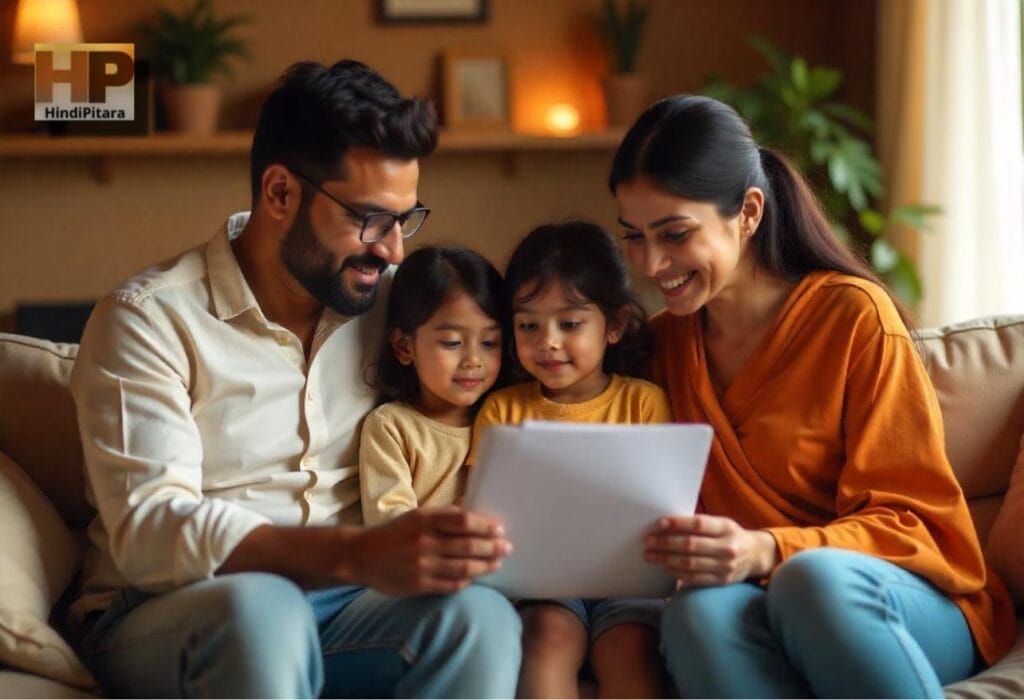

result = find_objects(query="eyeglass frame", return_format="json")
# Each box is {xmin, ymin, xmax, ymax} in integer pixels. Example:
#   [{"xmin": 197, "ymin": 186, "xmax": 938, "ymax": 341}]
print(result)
[{"xmin": 289, "ymin": 168, "xmax": 431, "ymax": 244}]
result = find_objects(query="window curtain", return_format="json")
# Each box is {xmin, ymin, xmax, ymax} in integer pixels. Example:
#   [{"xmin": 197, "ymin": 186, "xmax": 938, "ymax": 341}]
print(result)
[{"xmin": 878, "ymin": 0, "xmax": 1024, "ymax": 327}]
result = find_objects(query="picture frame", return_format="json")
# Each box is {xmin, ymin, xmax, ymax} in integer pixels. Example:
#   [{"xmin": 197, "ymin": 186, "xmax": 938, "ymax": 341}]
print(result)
[
  {"xmin": 377, "ymin": 0, "xmax": 488, "ymax": 24},
  {"xmin": 441, "ymin": 50, "xmax": 509, "ymax": 129}
]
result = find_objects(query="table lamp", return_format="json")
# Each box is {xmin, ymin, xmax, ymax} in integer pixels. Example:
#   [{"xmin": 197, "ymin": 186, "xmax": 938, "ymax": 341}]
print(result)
[{"xmin": 11, "ymin": 0, "xmax": 83, "ymax": 64}]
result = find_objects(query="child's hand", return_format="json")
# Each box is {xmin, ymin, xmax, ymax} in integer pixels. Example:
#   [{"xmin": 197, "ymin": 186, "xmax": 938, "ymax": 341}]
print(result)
[
  {"xmin": 644, "ymin": 514, "xmax": 779, "ymax": 587},
  {"xmin": 349, "ymin": 506, "xmax": 512, "ymax": 595}
]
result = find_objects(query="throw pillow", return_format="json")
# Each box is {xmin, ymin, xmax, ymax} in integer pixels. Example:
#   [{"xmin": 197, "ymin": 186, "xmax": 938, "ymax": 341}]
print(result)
[
  {"xmin": 0, "ymin": 451, "xmax": 95, "ymax": 689},
  {"xmin": 985, "ymin": 432, "xmax": 1024, "ymax": 606}
]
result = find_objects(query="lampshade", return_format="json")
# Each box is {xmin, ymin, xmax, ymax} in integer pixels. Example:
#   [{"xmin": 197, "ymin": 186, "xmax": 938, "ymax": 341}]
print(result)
[{"xmin": 11, "ymin": 0, "xmax": 83, "ymax": 65}]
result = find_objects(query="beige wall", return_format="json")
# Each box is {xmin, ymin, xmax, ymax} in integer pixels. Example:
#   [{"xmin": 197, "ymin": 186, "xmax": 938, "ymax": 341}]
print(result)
[{"xmin": 0, "ymin": 0, "xmax": 876, "ymax": 327}]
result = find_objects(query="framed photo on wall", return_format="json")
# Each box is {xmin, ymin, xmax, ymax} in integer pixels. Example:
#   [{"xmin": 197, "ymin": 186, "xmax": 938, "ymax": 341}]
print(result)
[
  {"xmin": 377, "ymin": 0, "xmax": 488, "ymax": 23},
  {"xmin": 441, "ymin": 51, "xmax": 509, "ymax": 129}
]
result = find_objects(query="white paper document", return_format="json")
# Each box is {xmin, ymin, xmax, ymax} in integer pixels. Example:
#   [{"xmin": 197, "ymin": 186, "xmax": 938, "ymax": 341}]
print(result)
[{"xmin": 464, "ymin": 421, "xmax": 713, "ymax": 599}]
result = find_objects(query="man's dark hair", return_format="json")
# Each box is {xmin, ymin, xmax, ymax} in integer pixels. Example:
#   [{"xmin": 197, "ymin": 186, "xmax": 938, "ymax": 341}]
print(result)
[{"xmin": 250, "ymin": 60, "xmax": 439, "ymax": 202}]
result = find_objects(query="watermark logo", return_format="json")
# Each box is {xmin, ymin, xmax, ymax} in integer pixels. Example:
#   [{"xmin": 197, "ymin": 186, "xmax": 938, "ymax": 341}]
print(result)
[{"xmin": 34, "ymin": 43, "xmax": 134, "ymax": 121}]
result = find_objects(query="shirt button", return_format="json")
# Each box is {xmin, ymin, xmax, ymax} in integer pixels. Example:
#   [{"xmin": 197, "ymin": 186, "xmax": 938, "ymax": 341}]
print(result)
[
  {"xmin": 306, "ymin": 392, "xmax": 315, "ymax": 403},
  {"xmin": 276, "ymin": 333, "xmax": 290, "ymax": 346},
  {"xmin": 301, "ymin": 456, "xmax": 313, "ymax": 468}
]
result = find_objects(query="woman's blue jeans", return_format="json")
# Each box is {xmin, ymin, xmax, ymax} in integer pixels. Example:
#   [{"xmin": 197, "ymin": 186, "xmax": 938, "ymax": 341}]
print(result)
[
  {"xmin": 78, "ymin": 573, "xmax": 522, "ymax": 698},
  {"xmin": 660, "ymin": 548, "xmax": 978, "ymax": 698}
]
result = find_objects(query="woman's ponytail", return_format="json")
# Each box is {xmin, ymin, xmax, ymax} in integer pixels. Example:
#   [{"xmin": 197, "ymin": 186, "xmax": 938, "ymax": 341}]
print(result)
[
  {"xmin": 757, "ymin": 147, "xmax": 913, "ymax": 328},
  {"xmin": 756, "ymin": 146, "xmax": 871, "ymax": 282}
]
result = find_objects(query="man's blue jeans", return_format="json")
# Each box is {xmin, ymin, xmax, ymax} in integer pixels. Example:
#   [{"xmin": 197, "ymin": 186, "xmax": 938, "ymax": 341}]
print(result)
[
  {"xmin": 78, "ymin": 573, "xmax": 522, "ymax": 698},
  {"xmin": 660, "ymin": 548, "xmax": 978, "ymax": 698}
]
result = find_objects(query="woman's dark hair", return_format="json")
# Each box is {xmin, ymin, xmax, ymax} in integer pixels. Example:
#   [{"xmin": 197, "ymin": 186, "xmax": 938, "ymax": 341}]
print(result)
[
  {"xmin": 250, "ymin": 60, "xmax": 439, "ymax": 202},
  {"xmin": 608, "ymin": 94, "xmax": 912, "ymax": 327},
  {"xmin": 372, "ymin": 246, "xmax": 509, "ymax": 405},
  {"xmin": 504, "ymin": 221, "xmax": 652, "ymax": 379}
]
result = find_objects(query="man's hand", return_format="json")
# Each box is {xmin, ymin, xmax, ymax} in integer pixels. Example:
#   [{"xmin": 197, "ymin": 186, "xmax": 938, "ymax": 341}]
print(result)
[
  {"xmin": 644, "ymin": 514, "xmax": 779, "ymax": 587},
  {"xmin": 346, "ymin": 506, "xmax": 512, "ymax": 596},
  {"xmin": 219, "ymin": 506, "xmax": 512, "ymax": 595}
]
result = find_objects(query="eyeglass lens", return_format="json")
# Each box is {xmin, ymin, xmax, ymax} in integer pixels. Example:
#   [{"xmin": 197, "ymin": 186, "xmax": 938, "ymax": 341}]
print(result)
[{"xmin": 361, "ymin": 209, "xmax": 429, "ymax": 243}]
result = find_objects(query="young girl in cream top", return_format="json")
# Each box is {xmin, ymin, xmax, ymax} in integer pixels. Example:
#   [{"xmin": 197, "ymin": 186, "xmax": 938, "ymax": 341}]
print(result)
[{"xmin": 360, "ymin": 246, "xmax": 507, "ymax": 526}]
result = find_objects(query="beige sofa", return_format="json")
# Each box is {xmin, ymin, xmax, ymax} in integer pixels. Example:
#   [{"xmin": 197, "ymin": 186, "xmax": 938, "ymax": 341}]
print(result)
[{"xmin": 2, "ymin": 316, "xmax": 1024, "ymax": 698}]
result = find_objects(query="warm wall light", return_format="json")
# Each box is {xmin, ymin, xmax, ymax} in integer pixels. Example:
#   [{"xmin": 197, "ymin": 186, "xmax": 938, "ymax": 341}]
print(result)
[
  {"xmin": 544, "ymin": 103, "xmax": 581, "ymax": 136},
  {"xmin": 11, "ymin": 0, "xmax": 83, "ymax": 65}
]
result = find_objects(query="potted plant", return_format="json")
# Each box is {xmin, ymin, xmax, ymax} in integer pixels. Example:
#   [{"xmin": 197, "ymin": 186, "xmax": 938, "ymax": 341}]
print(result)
[
  {"xmin": 594, "ymin": 0, "xmax": 650, "ymax": 127},
  {"xmin": 137, "ymin": 0, "xmax": 249, "ymax": 135},
  {"xmin": 703, "ymin": 37, "xmax": 938, "ymax": 304}
]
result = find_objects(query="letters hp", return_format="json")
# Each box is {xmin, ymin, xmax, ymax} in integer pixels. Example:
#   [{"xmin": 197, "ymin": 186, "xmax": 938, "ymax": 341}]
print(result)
[{"xmin": 34, "ymin": 43, "xmax": 135, "ymax": 121}]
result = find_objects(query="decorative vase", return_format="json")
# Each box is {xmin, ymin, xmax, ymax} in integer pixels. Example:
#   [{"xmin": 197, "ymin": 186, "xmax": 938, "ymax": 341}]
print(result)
[
  {"xmin": 160, "ymin": 83, "xmax": 222, "ymax": 135},
  {"xmin": 603, "ymin": 73, "xmax": 649, "ymax": 128}
]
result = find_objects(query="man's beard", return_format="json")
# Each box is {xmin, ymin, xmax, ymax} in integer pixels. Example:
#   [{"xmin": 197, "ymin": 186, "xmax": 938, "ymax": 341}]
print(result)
[{"xmin": 280, "ymin": 205, "xmax": 387, "ymax": 317}]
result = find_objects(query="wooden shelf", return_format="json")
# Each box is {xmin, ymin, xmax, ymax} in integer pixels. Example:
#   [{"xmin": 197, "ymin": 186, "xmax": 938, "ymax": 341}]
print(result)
[
  {"xmin": 0, "ymin": 127, "xmax": 625, "ymax": 157},
  {"xmin": 0, "ymin": 127, "xmax": 625, "ymax": 181},
  {"xmin": 438, "ymin": 128, "xmax": 625, "ymax": 152},
  {"xmin": 0, "ymin": 130, "xmax": 255, "ymax": 157}
]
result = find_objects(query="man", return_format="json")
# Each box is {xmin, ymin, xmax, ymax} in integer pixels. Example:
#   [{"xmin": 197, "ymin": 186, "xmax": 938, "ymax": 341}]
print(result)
[{"xmin": 70, "ymin": 60, "xmax": 521, "ymax": 698}]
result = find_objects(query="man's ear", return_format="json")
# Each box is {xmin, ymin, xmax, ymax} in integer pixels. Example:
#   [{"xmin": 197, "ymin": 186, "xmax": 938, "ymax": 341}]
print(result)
[
  {"xmin": 259, "ymin": 164, "xmax": 300, "ymax": 222},
  {"xmin": 606, "ymin": 305, "xmax": 630, "ymax": 345},
  {"xmin": 390, "ymin": 328, "xmax": 415, "ymax": 366}
]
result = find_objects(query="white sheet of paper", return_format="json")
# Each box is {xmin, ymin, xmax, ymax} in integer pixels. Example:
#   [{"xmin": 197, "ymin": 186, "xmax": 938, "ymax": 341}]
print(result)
[{"xmin": 464, "ymin": 421, "xmax": 713, "ymax": 599}]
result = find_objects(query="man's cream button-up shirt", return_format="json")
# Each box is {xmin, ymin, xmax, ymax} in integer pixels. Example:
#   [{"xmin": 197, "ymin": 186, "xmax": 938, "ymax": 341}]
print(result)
[{"xmin": 70, "ymin": 212, "xmax": 388, "ymax": 621}]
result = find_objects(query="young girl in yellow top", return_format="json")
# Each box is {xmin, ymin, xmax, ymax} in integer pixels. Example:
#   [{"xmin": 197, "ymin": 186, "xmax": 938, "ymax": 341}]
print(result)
[
  {"xmin": 360, "ymin": 245, "xmax": 507, "ymax": 526},
  {"xmin": 609, "ymin": 95, "xmax": 1015, "ymax": 697},
  {"xmin": 469, "ymin": 221, "xmax": 672, "ymax": 699}
]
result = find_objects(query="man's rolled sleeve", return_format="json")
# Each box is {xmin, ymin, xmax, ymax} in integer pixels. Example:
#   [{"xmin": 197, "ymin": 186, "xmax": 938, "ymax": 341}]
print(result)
[{"xmin": 72, "ymin": 293, "xmax": 270, "ymax": 592}]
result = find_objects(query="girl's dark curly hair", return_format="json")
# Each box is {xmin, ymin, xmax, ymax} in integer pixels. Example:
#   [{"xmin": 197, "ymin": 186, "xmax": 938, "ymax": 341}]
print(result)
[
  {"xmin": 371, "ymin": 246, "xmax": 509, "ymax": 406},
  {"xmin": 504, "ymin": 221, "xmax": 652, "ymax": 379}
]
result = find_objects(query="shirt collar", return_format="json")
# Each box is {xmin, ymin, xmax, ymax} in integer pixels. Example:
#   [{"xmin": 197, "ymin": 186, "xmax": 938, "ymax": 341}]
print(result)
[
  {"xmin": 207, "ymin": 211, "xmax": 260, "ymax": 321},
  {"xmin": 205, "ymin": 211, "xmax": 390, "ymax": 333}
]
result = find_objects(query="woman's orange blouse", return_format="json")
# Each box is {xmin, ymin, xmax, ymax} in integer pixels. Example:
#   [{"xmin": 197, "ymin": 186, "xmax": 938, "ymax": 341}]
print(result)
[{"xmin": 650, "ymin": 271, "xmax": 1015, "ymax": 664}]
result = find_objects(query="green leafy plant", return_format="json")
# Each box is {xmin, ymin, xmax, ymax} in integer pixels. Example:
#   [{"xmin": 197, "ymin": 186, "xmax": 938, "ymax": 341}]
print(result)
[
  {"xmin": 703, "ymin": 37, "xmax": 937, "ymax": 305},
  {"xmin": 594, "ymin": 0, "xmax": 650, "ymax": 74},
  {"xmin": 138, "ymin": 0, "xmax": 249, "ymax": 85}
]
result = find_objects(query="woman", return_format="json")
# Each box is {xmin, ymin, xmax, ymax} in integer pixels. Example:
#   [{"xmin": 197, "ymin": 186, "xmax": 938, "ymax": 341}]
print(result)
[{"xmin": 609, "ymin": 95, "xmax": 1015, "ymax": 698}]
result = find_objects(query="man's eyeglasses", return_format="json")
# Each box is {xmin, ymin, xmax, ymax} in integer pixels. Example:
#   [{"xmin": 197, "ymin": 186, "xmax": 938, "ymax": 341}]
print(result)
[{"xmin": 290, "ymin": 169, "xmax": 430, "ymax": 244}]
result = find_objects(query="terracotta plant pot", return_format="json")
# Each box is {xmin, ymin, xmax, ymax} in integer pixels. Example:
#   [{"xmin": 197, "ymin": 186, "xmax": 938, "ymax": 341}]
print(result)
[
  {"xmin": 604, "ymin": 73, "xmax": 649, "ymax": 128},
  {"xmin": 160, "ymin": 83, "xmax": 222, "ymax": 135}
]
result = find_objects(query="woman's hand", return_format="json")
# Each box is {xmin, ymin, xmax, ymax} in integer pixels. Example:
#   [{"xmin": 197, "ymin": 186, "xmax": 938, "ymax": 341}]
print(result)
[{"xmin": 645, "ymin": 514, "xmax": 779, "ymax": 587}]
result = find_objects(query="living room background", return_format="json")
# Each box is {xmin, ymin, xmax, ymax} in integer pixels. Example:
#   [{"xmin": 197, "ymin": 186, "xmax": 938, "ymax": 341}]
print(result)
[{"xmin": 0, "ymin": 0, "xmax": 877, "ymax": 332}]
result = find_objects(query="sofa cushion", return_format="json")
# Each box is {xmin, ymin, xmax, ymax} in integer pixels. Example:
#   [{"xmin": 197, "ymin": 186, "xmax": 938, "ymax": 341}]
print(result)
[
  {"xmin": 985, "ymin": 434, "xmax": 1024, "ymax": 606},
  {"xmin": 944, "ymin": 618, "xmax": 1024, "ymax": 698},
  {"xmin": 0, "ymin": 669, "xmax": 97, "ymax": 699},
  {"xmin": 0, "ymin": 334, "xmax": 89, "ymax": 526},
  {"xmin": 0, "ymin": 452, "xmax": 95, "ymax": 691},
  {"xmin": 915, "ymin": 316, "xmax": 1024, "ymax": 541}
]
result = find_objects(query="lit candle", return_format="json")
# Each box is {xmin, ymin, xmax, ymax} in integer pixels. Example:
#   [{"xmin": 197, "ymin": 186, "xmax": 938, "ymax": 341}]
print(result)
[{"xmin": 544, "ymin": 103, "xmax": 581, "ymax": 136}]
